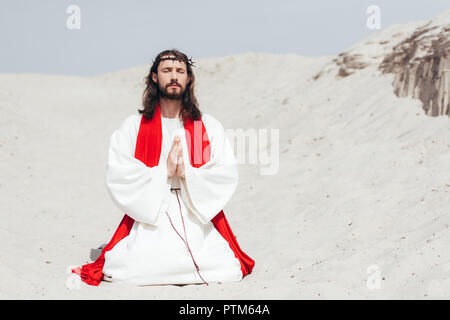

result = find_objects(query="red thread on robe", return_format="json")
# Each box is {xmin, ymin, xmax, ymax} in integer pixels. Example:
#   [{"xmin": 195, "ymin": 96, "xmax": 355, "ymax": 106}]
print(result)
[{"xmin": 165, "ymin": 190, "xmax": 208, "ymax": 285}]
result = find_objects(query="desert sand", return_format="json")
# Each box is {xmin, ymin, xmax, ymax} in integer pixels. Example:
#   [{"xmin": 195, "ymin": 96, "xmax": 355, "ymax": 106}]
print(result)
[{"xmin": 0, "ymin": 8, "xmax": 449, "ymax": 299}]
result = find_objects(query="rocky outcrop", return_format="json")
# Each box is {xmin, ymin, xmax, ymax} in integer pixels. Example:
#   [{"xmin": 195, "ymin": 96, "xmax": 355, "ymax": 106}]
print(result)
[
  {"xmin": 314, "ymin": 11, "xmax": 450, "ymax": 118},
  {"xmin": 333, "ymin": 53, "xmax": 370, "ymax": 77},
  {"xmin": 379, "ymin": 22, "xmax": 450, "ymax": 117}
]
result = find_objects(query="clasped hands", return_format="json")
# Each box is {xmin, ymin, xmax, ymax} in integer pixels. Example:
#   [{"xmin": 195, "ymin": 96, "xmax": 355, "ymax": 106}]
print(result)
[{"xmin": 167, "ymin": 135, "xmax": 185, "ymax": 179}]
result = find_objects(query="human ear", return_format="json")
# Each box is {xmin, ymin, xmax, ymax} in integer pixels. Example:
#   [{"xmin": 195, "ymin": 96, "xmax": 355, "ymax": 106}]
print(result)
[{"xmin": 151, "ymin": 72, "xmax": 158, "ymax": 83}]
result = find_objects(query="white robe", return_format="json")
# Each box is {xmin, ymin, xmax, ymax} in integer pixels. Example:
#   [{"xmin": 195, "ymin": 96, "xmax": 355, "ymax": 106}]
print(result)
[{"xmin": 101, "ymin": 112, "xmax": 243, "ymax": 285}]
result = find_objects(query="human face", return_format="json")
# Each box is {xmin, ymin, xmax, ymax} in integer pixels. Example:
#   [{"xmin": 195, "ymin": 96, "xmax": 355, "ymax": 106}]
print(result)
[{"xmin": 152, "ymin": 55, "xmax": 189, "ymax": 100}]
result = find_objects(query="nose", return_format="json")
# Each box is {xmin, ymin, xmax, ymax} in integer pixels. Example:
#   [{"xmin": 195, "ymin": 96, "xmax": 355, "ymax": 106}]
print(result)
[{"xmin": 170, "ymin": 70, "xmax": 178, "ymax": 81}]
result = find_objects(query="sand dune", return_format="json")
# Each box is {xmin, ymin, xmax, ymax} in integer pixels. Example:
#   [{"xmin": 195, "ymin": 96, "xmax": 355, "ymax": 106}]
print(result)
[{"xmin": 0, "ymin": 8, "xmax": 449, "ymax": 299}]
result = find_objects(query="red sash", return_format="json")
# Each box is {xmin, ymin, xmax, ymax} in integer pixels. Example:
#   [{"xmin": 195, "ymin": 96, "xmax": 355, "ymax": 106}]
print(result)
[{"xmin": 74, "ymin": 103, "xmax": 255, "ymax": 286}]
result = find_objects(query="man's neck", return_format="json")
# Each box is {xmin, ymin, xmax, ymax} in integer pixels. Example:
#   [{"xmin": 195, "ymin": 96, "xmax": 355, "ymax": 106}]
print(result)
[{"xmin": 159, "ymin": 97, "xmax": 182, "ymax": 119}]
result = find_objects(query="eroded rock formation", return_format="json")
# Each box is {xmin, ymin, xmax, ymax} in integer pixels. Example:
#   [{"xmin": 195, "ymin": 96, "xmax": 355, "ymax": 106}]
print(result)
[
  {"xmin": 379, "ymin": 22, "xmax": 450, "ymax": 117},
  {"xmin": 314, "ymin": 12, "xmax": 450, "ymax": 118},
  {"xmin": 334, "ymin": 53, "xmax": 370, "ymax": 77}
]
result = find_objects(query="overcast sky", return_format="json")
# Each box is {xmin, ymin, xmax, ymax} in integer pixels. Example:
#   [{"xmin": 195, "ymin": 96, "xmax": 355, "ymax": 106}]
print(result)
[{"xmin": 0, "ymin": 0, "xmax": 448, "ymax": 76}]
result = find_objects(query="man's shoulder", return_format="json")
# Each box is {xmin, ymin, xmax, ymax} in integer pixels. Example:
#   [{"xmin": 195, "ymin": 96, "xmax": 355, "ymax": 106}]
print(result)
[
  {"xmin": 124, "ymin": 113, "xmax": 142, "ymax": 123},
  {"xmin": 201, "ymin": 112, "xmax": 224, "ymax": 130},
  {"xmin": 122, "ymin": 113, "xmax": 142, "ymax": 126},
  {"xmin": 116, "ymin": 113, "xmax": 142, "ymax": 133}
]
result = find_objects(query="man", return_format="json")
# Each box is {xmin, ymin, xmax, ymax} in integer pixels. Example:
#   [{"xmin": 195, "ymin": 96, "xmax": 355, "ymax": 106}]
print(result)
[{"xmin": 72, "ymin": 49, "xmax": 255, "ymax": 286}]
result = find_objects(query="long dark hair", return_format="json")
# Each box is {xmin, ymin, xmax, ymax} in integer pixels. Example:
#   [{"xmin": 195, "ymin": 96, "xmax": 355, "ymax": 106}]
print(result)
[{"xmin": 138, "ymin": 49, "xmax": 202, "ymax": 124}]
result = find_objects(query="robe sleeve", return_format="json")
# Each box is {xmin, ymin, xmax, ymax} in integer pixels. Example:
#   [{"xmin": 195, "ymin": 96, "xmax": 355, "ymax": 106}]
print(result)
[
  {"xmin": 180, "ymin": 115, "xmax": 239, "ymax": 224},
  {"xmin": 105, "ymin": 115, "xmax": 172, "ymax": 226}
]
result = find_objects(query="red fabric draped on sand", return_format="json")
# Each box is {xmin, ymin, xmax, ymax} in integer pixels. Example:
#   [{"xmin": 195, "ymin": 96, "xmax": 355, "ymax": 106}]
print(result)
[{"xmin": 73, "ymin": 104, "xmax": 255, "ymax": 286}]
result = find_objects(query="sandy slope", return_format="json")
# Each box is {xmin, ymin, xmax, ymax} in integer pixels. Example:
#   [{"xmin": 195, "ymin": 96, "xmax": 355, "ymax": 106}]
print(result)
[{"xmin": 1, "ymin": 10, "xmax": 449, "ymax": 299}]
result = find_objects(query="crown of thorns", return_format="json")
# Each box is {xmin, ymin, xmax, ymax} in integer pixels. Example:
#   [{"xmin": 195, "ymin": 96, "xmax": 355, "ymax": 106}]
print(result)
[{"xmin": 153, "ymin": 56, "xmax": 196, "ymax": 68}]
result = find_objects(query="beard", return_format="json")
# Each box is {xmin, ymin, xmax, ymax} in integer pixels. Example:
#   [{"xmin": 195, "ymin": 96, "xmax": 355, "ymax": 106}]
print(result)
[{"xmin": 158, "ymin": 82, "xmax": 186, "ymax": 100}]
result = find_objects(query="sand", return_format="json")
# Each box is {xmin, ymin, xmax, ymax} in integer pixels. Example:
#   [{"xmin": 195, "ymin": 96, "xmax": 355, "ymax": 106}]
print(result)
[{"xmin": 0, "ymin": 8, "xmax": 449, "ymax": 299}]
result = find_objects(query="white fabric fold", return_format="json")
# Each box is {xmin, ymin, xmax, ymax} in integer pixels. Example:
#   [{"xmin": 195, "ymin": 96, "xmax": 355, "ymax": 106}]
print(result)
[
  {"xmin": 180, "ymin": 115, "xmax": 239, "ymax": 224},
  {"xmin": 105, "ymin": 115, "xmax": 172, "ymax": 226}
]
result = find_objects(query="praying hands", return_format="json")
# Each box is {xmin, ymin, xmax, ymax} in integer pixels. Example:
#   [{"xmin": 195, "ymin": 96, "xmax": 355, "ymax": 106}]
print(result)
[{"xmin": 167, "ymin": 135, "xmax": 185, "ymax": 179}]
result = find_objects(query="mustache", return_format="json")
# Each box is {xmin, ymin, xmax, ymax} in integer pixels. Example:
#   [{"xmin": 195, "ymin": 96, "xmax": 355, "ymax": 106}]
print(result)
[{"xmin": 167, "ymin": 81, "xmax": 181, "ymax": 88}]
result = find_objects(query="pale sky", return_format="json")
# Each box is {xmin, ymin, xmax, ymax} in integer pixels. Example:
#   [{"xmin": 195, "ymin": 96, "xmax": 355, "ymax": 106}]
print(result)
[{"xmin": 0, "ymin": 0, "xmax": 448, "ymax": 76}]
